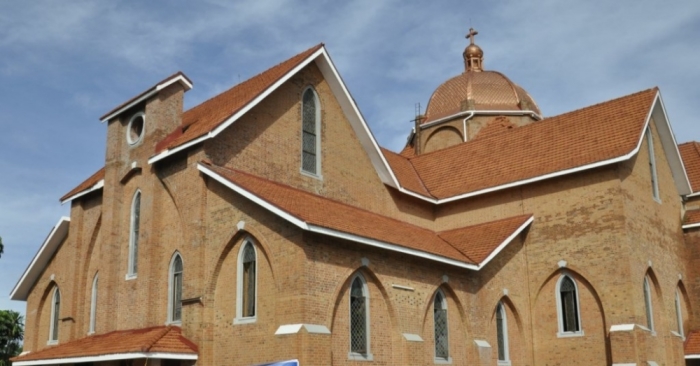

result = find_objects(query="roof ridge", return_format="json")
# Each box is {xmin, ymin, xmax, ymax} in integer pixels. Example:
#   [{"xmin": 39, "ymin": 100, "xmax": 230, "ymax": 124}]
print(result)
[
  {"xmin": 143, "ymin": 326, "xmax": 172, "ymax": 352},
  {"xmin": 410, "ymin": 87, "xmax": 658, "ymax": 162},
  {"xmin": 206, "ymin": 162, "xmax": 445, "ymax": 235}
]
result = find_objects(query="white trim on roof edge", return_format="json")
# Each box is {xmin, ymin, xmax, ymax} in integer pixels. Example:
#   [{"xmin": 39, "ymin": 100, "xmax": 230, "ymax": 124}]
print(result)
[
  {"xmin": 12, "ymin": 352, "xmax": 198, "ymax": 366},
  {"xmin": 60, "ymin": 179, "xmax": 104, "ymax": 205},
  {"xmin": 197, "ymin": 163, "xmax": 532, "ymax": 271},
  {"xmin": 682, "ymin": 222, "xmax": 700, "ymax": 230},
  {"xmin": 419, "ymin": 109, "xmax": 542, "ymax": 129},
  {"xmin": 101, "ymin": 75, "xmax": 193, "ymax": 123},
  {"xmin": 148, "ymin": 47, "xmax": 400, "ymax": 189},
  {"xmin": 395, "ymin": 92, "xmax": 692, "ymax": 204},
  {"xmin": 10, "ymin": 217, "xmax": 70, "ymax": 301},
  {"xmin": 687, "ymin": 355, "xmax": 700, "ymax": 360}
]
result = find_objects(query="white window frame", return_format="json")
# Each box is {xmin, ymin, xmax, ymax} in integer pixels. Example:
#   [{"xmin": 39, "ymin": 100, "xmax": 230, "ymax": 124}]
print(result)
[
  {"xmin": 234, "ymin": 239, "xmax": 258, "ymax": 324},
  {"xmin": 644, "ymin": 275, "xmax": 655, "ymax": 334},
  {"xmin": 48, "ymin": 286, "xmax": 60, "ymax": 345},
  {"xmin": 646, "ymin": 127, "xmax": 660, "ymax": 202},
  {"xmin": 126, "ymin": 111, "xmax": 146, "ymax": 146},
  {"xmin": 89, "ymin": 274, "xmax": 98, "ymax": 334},
  {"xmin": 126, "ymin": 190, "xmax": 141, "ymax": 280},
  {"xmin": 675, "ymin": 289, "xmax": 684, "ymax": 339},
  {"xmin": 167, "ymin": 252, "xmax": 183, "ymax": 325},
  {"xmin": 348, "ymin": 273, "xmax": 372, "ymax": 361},
  {"xmin": 555, "ymin": 273, "xmax": 584, "ymax": 337},
  {"xmin": 300, "ymin": 87, "xmax": 322, "ymax": 179},
  {"xmin": 496, "ymin": 301, "xmax": 511, "ymax": 366},
  {"xmin": 433, "ymin": 289, "xmax": 451, "ymax": 364}
]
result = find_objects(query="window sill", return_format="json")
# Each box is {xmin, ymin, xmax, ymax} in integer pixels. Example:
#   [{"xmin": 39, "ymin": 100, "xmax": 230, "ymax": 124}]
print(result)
[
  {"xmin": 348, "ymin": 352, "xmax": 373, "ymax": 361},
  {"xmin": 498, "ymin": 361, "xmax": 512, "ymax": 366},
  {"xmin": 670, "ymin": 330, "xmax": 684, "ymax": 340},
  {"xmin": 234, "ymin": 316, "xmax": 256, "ymax": 325},
  {"xmin": 557, "ymin": 330, "xmax": 584, "ymax": 338},
  {"xmin": 300, "ymin": 169, "xmax": 323, "ymax": 181},
  {"xmin": 653, "ymin": 196, "xmax": 662, "ymax": 204},
  {"xmin": 47, "ymin": 340, "xmax": 58, "ymax": 346},
  {"xmin": 638, "ymin": 325, "xmax": 656, "ymax": 336},
  {"xmin": 125, "ymin": 274, "xmax": 137, "ymax": 281},
  {"xmin": 165, "ymin": 320, "xmax": 182, "ymax": 327},
  {"xmin": 434, "ymin": 357, "xmax": 452, "ymax": 364},
  {"xmin": 87, "ymin": 331, "xmax": 95, "ymax": 336}
]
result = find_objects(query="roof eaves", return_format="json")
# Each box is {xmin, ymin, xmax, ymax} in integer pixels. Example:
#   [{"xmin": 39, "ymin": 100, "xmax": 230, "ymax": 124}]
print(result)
[
  {"xmin": 60, "ymin": 179, "xmax": 104, "ymax": 205},
  {"xmin": 100, "ymin": 72, "xmax": 193, "ymax": 123},
  {"xmin": 10, "ymin": 217, "xmax": 70, "ymax": 300},
  {"xmin": 149, "ymin": 46, "xmax": 325, "ymax": 165},
  {"xmin": 12, "ymin": 352, "xmax": 198, "ymax": 366},
  {"xmin": 473, "ymin": 215, "xmax": 533, "ymax": 270}
]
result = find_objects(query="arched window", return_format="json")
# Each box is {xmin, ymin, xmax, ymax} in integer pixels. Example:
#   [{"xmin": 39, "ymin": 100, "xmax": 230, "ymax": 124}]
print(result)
[
  {"xmin": 236, "ymin": 241, "xmax": 257, "ymax": 322},
  {"xmin": 644, "ymin": 275, "xmax": 654, "ymax": 331},
  {"xmin": 169, "ymin": 254, "xmax": 183, "ymax": 323},
  {"xmin": 349, "ymin": 275, "xmax": 370, "ymax": 359},
  {"xmin": 496, "ymin": 301, "xmax": 510, "ymax": 364},
  {"xmin": 89, "ymin": 274, "xmax": 98, "ymax": 334},
  {"xmin": 49, "ymin": 287, "xmax": 61, "ymax": 343},
  {"xmin": 301, "ymin": 88, "xmax": 321, "ymax": 176},
  {"xmin": 675, "ymin": 289, "xmax": 684, "ymax": 338},
  {"xmin": 434, "ymin": 290, "xmax": 449, "ymax": 361},
  {"xmin": 127, "ymin": 190, "xmax": 141, "ymax": 278},
  {"xmin": 557, "ymin": 274, "xmax": 581, "ymax": 335}
]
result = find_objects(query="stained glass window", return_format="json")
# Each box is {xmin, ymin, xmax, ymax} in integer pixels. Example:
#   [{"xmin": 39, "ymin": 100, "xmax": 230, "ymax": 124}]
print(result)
[
  {"xmin": 129, "ymin": 191, "xmax": 141, "ymax": 275},
  {"xmin": 51, "ymin": 288, "xmax": 60, "ymax": 341},
  {"xmin": 171, "ymin": 255, "xmax": 183, "ymax": 322},
  {"xmin": 350, "ymin": 276, "xmax": 367, "ymax": 354},
  {"xmin": 560, "ymin": 276, "xmax": 580, "ymax": 332},
  {"xmin": 434, "ymin": 291, "xmax": 449, "ymax": 360},
  {"xmin": 242, "ymin": 243, "xmax": 256, "ymax": 317},
  {"xmin": 496, "ymin": 302, "xmax": 507, "ymax": 361},
  {"xmin": 644, "ymin": 276, "xmax": 654, "ymax": 331},
  {"xmin": 302, "ymin": 89, "xmax": 318, "ymax": 174}
]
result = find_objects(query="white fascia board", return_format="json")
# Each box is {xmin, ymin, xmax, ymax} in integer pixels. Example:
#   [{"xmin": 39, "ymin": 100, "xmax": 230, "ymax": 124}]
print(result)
[
  {"xmin": 10, "ymin": 217, "xmax": 70, "ymax": 301},
  {"xmin": 420, "ymin": 109, "xmax": 542, "ymax": 129},
  {"xmin": 687, "ymin": 354, "xmax": 700, "ymax": 359},
  {"xmin": 473, "ymin": 216, "xmax": 533, "ymax": 270},
  {"xmin": 196, "ymin": 164, "xmax": 309, "ymax": 230},
  {"xmin": 686, "ymin": 191, "xmax": 700, "ymax": 198},
  {"xmin": 306, "ymin": 224, "xmax": 479, "ymax": 271},
  {"xmin": 13, "ymin": 352, "xmax": 197, "ymax": 366},
  {"xmin": 149, "ymin": 48, "xmax": 325, "ymax": 165},
  {"xmin": 148, "ymin": 134, "xmax": 210, "ymax": 164},
  {"xmin": 60, "ymin": 179, "xmax": 104, "ymax": 205},
  {"xmin": 198, "ymin": 163, "xmax": 524, "ymax": 270},
  {"xmin": 101, "ymin": 75, "xmax": 193, "ymax": 123},
  {"xmin": 314, "ymin": 49, "xmax": 400, "ymax": 189},
  {"xmin": 650, "ymin": 92, "xmax": 692, "ymax": 196},
  {"xmin": 682, "ymin": 222, "xmax": 700, "ymax": 230}
]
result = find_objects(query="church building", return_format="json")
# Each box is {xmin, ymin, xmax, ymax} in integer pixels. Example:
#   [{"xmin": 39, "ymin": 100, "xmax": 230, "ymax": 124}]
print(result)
[{"xmin": 10, "ymin": 30, "xmax": 700, "ymax": 365}]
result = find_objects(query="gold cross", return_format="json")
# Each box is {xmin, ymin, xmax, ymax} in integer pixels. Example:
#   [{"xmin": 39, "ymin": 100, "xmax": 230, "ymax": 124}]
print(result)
[{"xmin": 466, "ymin": 28, "xmax": 478, "ymax": 44}]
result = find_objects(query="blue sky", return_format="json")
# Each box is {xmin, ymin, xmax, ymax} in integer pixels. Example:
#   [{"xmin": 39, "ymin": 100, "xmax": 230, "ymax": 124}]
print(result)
[{"xmin": 1, "ymin": 1, "xmax": 700, "ymax": 315}]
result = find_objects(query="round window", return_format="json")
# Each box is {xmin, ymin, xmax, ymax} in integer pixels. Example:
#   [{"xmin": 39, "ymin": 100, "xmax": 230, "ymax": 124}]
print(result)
[{"xmin": 127, "ymin": 113, "xmax": 145, "ymax": 145}]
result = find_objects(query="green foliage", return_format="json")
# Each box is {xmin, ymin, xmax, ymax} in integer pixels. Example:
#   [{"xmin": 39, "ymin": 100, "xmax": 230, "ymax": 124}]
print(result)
[{"xmin": 0, "ymin": 310, "xmax": 23, "ymax": 366}]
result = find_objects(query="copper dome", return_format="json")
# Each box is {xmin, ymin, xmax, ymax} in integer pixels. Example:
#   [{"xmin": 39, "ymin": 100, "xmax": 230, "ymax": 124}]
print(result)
[{"xmin": 424, "ymin": 70, "xmax": 541, "ymax": 122}]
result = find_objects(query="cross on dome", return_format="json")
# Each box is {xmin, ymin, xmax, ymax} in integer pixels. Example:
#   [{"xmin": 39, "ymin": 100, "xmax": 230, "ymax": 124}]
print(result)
[{"xmin": 466, "ymin": 28, "xmax": 478, "ymax": 45}]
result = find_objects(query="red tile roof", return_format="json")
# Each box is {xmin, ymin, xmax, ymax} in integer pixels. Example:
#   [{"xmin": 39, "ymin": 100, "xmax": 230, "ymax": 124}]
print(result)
[
  {"xmin": 684, "ymin": 209, "xmax": 700, "ymax": 227},
  {"xmin": 203, "ymin": 163, "xmax": 532, "ymax": 267},
  {"xmin": 381, "ymin": 148, "xmax": 433, "ymax": 197},
  {"xmin": 100, "ymin": 71, "xmax": 192, "ymax": 121},
  {"xmin": 679, "ymin": 141, "xmax": 700, "ymax": 193},
  {"xmin": 686, "ymin": 330, "xmax": 700, "ymax": 356},
  {"xmin": 12, "ymin": 326, "xmax": 197, "ymax": 363},
  {"xmin": 385, "ymin": 88, "xmax": 658, "ymax": 199},
  {"xmin": 156, "ymin": 44, "xmax": 324, "ymax": 153},
  {"xmin": 59, "ymin": 167, "xmax": 105, "ymax": 202}
]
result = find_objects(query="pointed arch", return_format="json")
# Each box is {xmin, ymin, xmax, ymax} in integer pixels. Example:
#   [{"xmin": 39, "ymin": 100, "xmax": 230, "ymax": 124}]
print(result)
[
  {"xmin": 89, "ymin": 272, "xmax": 98, "ymax": 334},
  {"xmin": 675, "ymin": 280, "xmax": 690, "ymax": 338},
  {"xmin": 433, "ymin": 289, "xmax": 449, "ymax": 361},
  {"xmin": 348, "ymin": 273, "xmax": 370, "ymax": 359},
  {"xmin": 127, "ymin": 189, "xmax": 141, "ymax": 278},
  {"xmin": 301, "ymin": 86, "xmax": 322, "ymax": 176},
  {"xmin": 556, "ymin": 273, "xmax": 582, "ymax": 334},
  {"xmin": 49, "ymin": 286, "xmax": 61, "ymax": 344},
  {"xmin": 496, "ymin": 301, "xmax": 509, "ymax": 364},
  {"xmin": 491, "ymin": 296, "xmax": 522, "ymax": 366},
  {"xmin": 168, "ymin": 252, "xmax": 183, "ymax": 323},
  {"xmin": 236, "ymin": 238, "xmax": 257, "ymax": 322}
]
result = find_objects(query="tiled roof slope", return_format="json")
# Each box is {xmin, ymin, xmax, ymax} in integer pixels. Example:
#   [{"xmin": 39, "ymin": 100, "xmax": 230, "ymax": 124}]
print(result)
[
  {"xmin": 12, "ymin": 326, "xmax": 197, "ymax": 363},
  {"xmin": 156, "ymin": 44, "xmax": 324, "ymax": 152},
  {"xmin": 204, "ymin": 163, "xmax": 532, "ymax": 266},
  {"xmin": 386, "ymin": 88, "xmax": 658, "ymax": 199},
  {"xmin": 59, "ymin": 167, "xmax": 105, "ymax": 202},
  {"xmin": 683, "ymin": 209, "xmax": 700, "ymax": 227},
  {"xmin": 679, "ymin": 141, "xmax": 700, "ymax": 193},
  {"xmin": 686, "ymin": 330, "xmax": 700, "ymax": 356},
  {"xmin": 438, "ymin": 215, "xmax": 531, "ymax": 264},
  {"xmin": 381, "ymin": 148, "xmax": 432, "ymax": 197}
]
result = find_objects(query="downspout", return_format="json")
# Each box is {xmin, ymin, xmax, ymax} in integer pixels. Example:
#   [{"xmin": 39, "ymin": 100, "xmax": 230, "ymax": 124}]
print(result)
[{"xmin": 462, "ymin": 112, "xmax": 475, "ymax": 142}]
